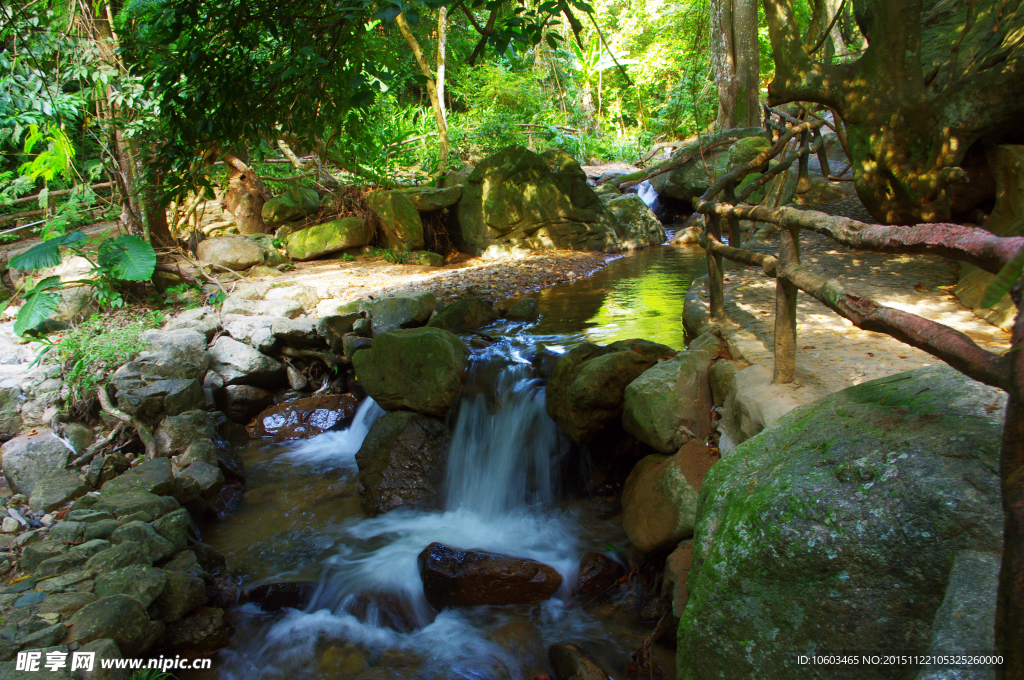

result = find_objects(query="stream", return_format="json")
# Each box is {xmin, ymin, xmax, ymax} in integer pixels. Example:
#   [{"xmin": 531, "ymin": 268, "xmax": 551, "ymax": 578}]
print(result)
[{"xmin": 185, "ymin": 244, "xmax": 708, "ymax": 680}]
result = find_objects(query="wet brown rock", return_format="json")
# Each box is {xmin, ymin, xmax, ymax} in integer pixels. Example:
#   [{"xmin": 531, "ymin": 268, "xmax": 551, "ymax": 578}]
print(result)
[
  {"xmin": 242, "ymin": 581, "xmax": 317, "ymax": 611},
  {"xmin": 253, "ymin": 395, "xmax": 359, "ymax": 440},
  {"xmin": 548, "ymin": 643, "xmax": 609, "ymax": 680},
  {"xmin": 574, "ymin": 552, "xmax": 625, "ymax": 601},
  {"xmin": 161, "ymin": 606, "xmax": 234, "ymax": 654},
  {"xmin": 418, "ymin": 542, "xmax": 563, "ymax": 609},
  {"xmin": 355, "ymin": 412, "xmax": 451, "ymax": 516}
]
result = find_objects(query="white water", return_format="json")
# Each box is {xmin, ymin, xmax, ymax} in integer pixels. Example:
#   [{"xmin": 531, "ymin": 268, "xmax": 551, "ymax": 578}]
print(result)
[{"xmin": 216, "ymin": 344, "xmax": 617, "ymax": 680}]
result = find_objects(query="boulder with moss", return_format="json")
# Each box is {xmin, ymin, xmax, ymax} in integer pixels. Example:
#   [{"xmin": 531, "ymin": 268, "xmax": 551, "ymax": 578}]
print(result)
[{"xmin": 285, "ymin": 218, "xmax": 370, "ymax": 261}]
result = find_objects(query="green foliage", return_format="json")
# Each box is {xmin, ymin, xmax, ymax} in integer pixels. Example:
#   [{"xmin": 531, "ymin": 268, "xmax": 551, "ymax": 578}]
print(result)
[
  {"xmin": 53, "ymin": 310, "xmax": 164, "ymax": 409},
  {"xmin": 376, "ymin": 248, "xmax": 410, "ymax": 264},
  {"xmin": 162, "ymin": 283, "xmax": 204, "ymax": 308},
  {"xmin": 8, "ymin": 230, "xmax": 157, "ymax": 335}
]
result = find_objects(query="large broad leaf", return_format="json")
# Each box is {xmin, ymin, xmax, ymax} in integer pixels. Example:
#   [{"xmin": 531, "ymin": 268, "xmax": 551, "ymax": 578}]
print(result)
[
  {"xmin": 8, "ymin": 231, "xmax": 88, "ymax": 271},
  {"xmin": 14, "ymin": 276, "xmax": 63, "ymax": 336},
  {"xmin": 981, "ymin": 244, "xmax": 1024, "ymax": 308},
  {"xmin": 96, "ymin": 234, "xmax": 157, "ymax": 281}
]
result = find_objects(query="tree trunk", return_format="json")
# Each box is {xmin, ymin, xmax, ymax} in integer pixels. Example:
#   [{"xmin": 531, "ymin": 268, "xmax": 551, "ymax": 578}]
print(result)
[
  {"xmin": 710, "ymin": 0, "xmax": 761, "ymax": 129},
  {"xmin": 436, "ymin": 8, "xmax": 448, "ymax": 125},
  {"xmin": 763, "ymin": 0, "xmax": 1024, "ymax": 224},
  {"xmin": 220, "ymin": 150, "xmax": 271, "ymax": 234},
  {"xmin": 395, "ymin": 13, "xmax": 449, "ymax": 171}
]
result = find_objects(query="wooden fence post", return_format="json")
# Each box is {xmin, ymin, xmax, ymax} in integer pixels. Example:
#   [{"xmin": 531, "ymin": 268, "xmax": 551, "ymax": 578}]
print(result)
[
  {"xmin": 814, "ymin": 129, "xmax": 831, "ymax": 178},
  {"xmin": 724, "ymin": 182, "xmax": 742, "ymax": 249},
  {"xmin": 707, "ymin": 213, "xmax": 726, "ymax": 321},
  {"xmin": 797, "ymin": 129, "xmax": 812, "ymax": 193},
  {"xmin": 773, "ymin": 226, "xmax": 800, "ymax": 383}
]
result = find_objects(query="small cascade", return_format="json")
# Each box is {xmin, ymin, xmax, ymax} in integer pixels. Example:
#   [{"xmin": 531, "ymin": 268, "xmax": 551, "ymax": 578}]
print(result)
[{"xmin": 444, "ymin": 358, "xmax": 566, "ymax": 519}]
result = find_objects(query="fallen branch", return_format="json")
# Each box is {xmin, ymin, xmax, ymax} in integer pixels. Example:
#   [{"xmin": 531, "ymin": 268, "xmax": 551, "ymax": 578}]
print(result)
[
  {"xmin": 279, "ymin": 345, "xmax": 348, "ymax": 367},
  {"xmin": 71, "ymin": 422, "xmax": 125, "ymax": 467},
  {"xmin": 3, "ymin": 182, "xmax": 112, "ymax": 208},
  {"xmin": 610, "ymin": 127, "xmax": 765, "ymax": 189},
  {"xmin": 153, "ymin": 262, "xmax": 201, "ymax": 287},
  {"xmin": 96, "ymin": 385, "xmax": 157, "ymax": 459}
]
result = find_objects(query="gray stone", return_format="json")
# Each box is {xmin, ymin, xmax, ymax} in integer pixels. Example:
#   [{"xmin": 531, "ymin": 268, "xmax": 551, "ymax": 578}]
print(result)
[
  {"xmin": 215, "ymin": 384, "xmax": 275, "ymax": 422},
  {"xmin": 137, "ymin": 329, "xmax": 210, "ymax": 380},
  {"xmin": 355, "ymin": 412, "xmax": 451, "ymax": 516},
  {"xmin": 68, "ymin": 539, "xmax": 111, "ymax": 559},
  {"xmin": 109, "ymin": 522, "xmax": 175, "ymax": 563},
  {"xmin": 220, "ymin": 297, "xmax": 303, "ymax": 319},
  {"xmin": 208, "ymin": 336, "xmax": 286, "ymax": 387},
  {"xmin": 265, "ymin": 285, "xmax": 319, "ymax": 312},
  {"xmin": 29, "ymin": 470, "xmax": 88, "ymax": 512},
  {"xmin": 916, "ymin": 551, "xmax": 999, "ymax": 680},
  {"xmin": 162, "ymin": 307, "xmax": 220, "ymax": 341},
  {"xmin": 179, "ymin": 438, "xmax": 218, "ymax": 468},
  {"xmin": 100, "ymin": 458, "xmax": 173, "ymax": 497},
  {"xmin": 369, "ymin": 291, "xmax": 437, "ymax": 335},
  {"xmin": 622, "ymin": 350, "xmax": 713, "ymax": 453},
  {"xmin": 160, "ymin": 606, "xmax": 232, "ymax": 654},
  {"xmin": 151, "ymin": 509, "xmax": 189, "ymax": 552},
  {"xmin": 426, "ymin": 297, "xmax": 499, "ymax": 333},
  {"xmin": 676, "ymin": 366, "xmax": 1005, "ymax": 680},
  {"xmin": 603, "ymin": 193, "xmax": 666, "ymax": 249},
  {"xmin": 84, "ymin": 542, "xmax": 151, "ymax": 572},
  {"xmin": 708, "ymin": 359, "xmax": 738, "ymax": 408},
  {"xmin": 196, "ymin": 235, "xmax": 264, "ymax": 271},
  {"xmin": 1, "ymin": 430, "xmax": 71, "ymax": 495},
  {"xmin": 17, "ymin": 623, "xmax": 67, "ymax": 648},
  {"xmin": 21, "ymin": 541, "xmax": 68, "ymax": 572},
  {"xmin": 549, "ymin": 643, "xmax": 610, "ymax": 680},
  {"xmin": 35, "ymin": 551, "xmax": 88, "ymax": 577},
  {"xmin": 113, "ymin": 378, "xmax": 204, "ymax": 425},
  {"xmin": 83, "ymin": 521, "xmax": 120, "ymax": 542},
  {"xmin": 66, "ymin": 595, "xmax": 150, "ymax": 655},
  {"xmin": 75, "ymin": 637, "xmax": 128, "ymax": 680},
  {"xmin": 688, "ymin": 332, "xmax": 726, "ymax": 357},
  {"xmin": 176, "ymin": 462, "xmax": 224, "ymax": 502},
  {"xmin": 47, "ymin": 521, "xmax": 85, "ymax": 545},
  {"xmin": 284, "ymin": 218, "xmax": 370, "ymax": 261},
  {"xmin": 397, "ymin": 185, "xmax": 462, "ymax": 211},
  {"xmin": 222, "ymin": 314, "xmax": 280, "ymax": 353},
  {"xmin": 317, "ymin": 313, "xmax": 362, "ymax": 353},
  {"xmin": 151, "ymin": 571, "xmax": 208, "ymax": 622},
  {"xmin": 270, "ymin": 318, "xmax": 318, "ymax": 346},
  {"xmin": 154, "ymin": 410, "xmax": 216, "ymax": 457},
  {"xmin": 36, "ymin": 591, "xmax": 98, "ymax": 617},
  {"xmin": 0, "ymin": 378, "xmax": 24, "ymax": 441},
  {"xmin": 504, "ymin": 298, "xmax": 540, "ymax": 322},
  {"xmin": 342, "ymin": 333, "xmax": 372, "ymax": 358},
  {"xmin": 94, "ymin": 566, "xmax": 168, "ymax": 608},
  {"xmin": 352, "ymin": 327, "xmax": 470, "ymax": 417},
  {"xmin": 66, "ymin": 510, "xmax": 114, "ymax": 524}
]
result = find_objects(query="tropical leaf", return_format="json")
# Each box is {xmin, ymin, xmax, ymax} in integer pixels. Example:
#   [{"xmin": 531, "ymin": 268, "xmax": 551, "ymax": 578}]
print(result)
[
  {"xmin": 8, "ymin": 230, "xmax": 87, "ymax": 270},
  {"xmin": 14, "ymin": 276, "xmax": 63, "ymax": 336},
  {"xmin": 96, "ymin": 234, "xmax": 157, "ymax": 281},
  {"xmin": 981, "ymin": 244, "xmax": 1024, "ymax": 308}
]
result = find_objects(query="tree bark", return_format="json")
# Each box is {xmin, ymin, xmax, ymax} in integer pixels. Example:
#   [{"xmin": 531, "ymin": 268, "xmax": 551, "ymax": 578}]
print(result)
[
  {"xmin": 395, "ymin": 13, "xmax": 449, "ymax": 171},
  {"xmin": 763, "ymin": 0, "xmax": 1024, "ymax": 223},
  {"xmin": 437, "ymin": 7, "xmax": 448, "ymax": 125},
  {"xmin": 710, "ymin": 0, "xmax": 761, "ymax": 129},
  {"xmin": 220, "ymin": 150, "xmax": 271, "ymax": 234}
]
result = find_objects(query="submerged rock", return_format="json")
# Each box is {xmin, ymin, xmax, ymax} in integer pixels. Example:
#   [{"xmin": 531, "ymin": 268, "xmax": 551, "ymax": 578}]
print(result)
[
  {"xmin": 548, "ymin": 643, "xmax": 609, "ymax": 680},
  {"xmin": 574, "ymin": 552, "xmax": 625, "ymax": 601},
  {"xmin": 546, "ymin": 339, "xmax": 676, "ymax": 444},
  {"xmin": 418, "ymin": 542, "xmax": 563, "ymax": 609},
  {"xmin": 352, "ymin": 327, "xmax": 469, "ymax": 418},
  {"xmin": 676, "ymin": 366, "xmax": 1005, "ymax": 680},
  {"xmin": 242, "ymin": 581, "xmax": 317, "ymax": 611},
  {"xmin": 355, "ymin": 411, "xmax": 451, "ymax": 516},
  {"xmin": 253, "ymin": 395, "xmax": 358, "ymax": 440}
]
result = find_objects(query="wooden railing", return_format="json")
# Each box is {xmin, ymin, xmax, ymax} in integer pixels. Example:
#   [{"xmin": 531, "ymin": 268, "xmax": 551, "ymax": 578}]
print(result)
[{"xmin": 689, "ymin": 107, "xmax": 1024, "ymax": 673}]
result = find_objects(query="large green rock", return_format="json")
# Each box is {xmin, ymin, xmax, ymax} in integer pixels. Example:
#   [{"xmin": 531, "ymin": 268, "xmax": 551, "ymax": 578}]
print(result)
[
  {"xmin": 66, "ymin": 595, "xmax": 151, "ymax": 655},
  {"xmin": 397, "ymin": 186, "xmax": 462, "ymax": 211},
  {"xmin": 602, "ymin": 194, "xmax": 666, "ymax": 250},
  {"xmin": 355, "ymin": 411, "xmax": 452, "ymax": 516},
  {"xmin": 456, "ymin": 145, "xmax": 627, "ymax": 254},
  {"xmin": 100, "ymin": 458, "xmax": 173, "ymax": 497},
  {"xmin": 622, "ymin": 350, "xmax": 713, "ymax": 453},
  {"xmin": 545, "ymin": 339, "xmax": 677, "ymax": 444},
  {"xmin": 285, "ymin": 218, "xmax": 370, "ymax": 261},
  {"xmin": 621, "ymin": 448, "xmax": 702, "ymax": 554},
  {"xmin": 367, "ymin": 190, "xmax": 425, "ymax": 250},
  {"xmin": 676, "ymin": 366, "xmax": 1005, "ymax": 680},
  {"xmin": 95, "ymin": 565, "xmax": 168, "ymax": 607},
  {"xmin": 29, "ymin": 469, "xmax": 88, "ymax": 512},
  {"xmin": 261, "ymin": 185, "xmax": 319, "ymax": 227},
  {"xmin": 368, "ymin": 291, "xmax": 437, "ymax": 335},
  {"xmin": 352, "ymin": 327, "xmax": 470, "ymax": 417},
  {"xmin": 426, "ymin": 297, "xmax": 499, "ymax": 333}
]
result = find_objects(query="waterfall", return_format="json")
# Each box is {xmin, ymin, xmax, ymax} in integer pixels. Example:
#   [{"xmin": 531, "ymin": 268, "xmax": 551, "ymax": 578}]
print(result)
[{"xmin": 444, "ymin": 360, "xmax": 566, "ymax": 519}]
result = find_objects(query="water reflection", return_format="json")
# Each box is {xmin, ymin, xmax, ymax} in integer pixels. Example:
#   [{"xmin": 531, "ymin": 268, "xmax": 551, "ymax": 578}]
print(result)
[{"xmin": 530, "ymin": 245, "xmax": 707, "ymax": 349}]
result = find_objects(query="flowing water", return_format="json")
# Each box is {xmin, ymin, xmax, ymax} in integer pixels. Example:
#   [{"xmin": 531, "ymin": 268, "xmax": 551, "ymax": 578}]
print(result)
[{"xmin": 186, "ymin": 245, "xmax": 708, "ymax": 680}]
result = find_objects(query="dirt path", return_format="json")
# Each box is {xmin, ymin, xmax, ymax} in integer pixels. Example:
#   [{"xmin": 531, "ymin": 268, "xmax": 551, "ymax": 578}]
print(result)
[{"xmin": 707, "ymin": 188, "xmax": 1011, "ymax": 395}]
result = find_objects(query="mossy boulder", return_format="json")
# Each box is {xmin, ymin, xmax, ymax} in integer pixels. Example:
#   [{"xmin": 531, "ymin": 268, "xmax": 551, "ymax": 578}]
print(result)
[
  {"xmin": 602, "ymin": 194, "xmax": 666, "ymax": 250},
  {"xmin": 67, "ymin": 595, "xmax": 151, "ymax": 655},
  {"xmin": 368, "ymin": 291, "xmax": 437, "ymax": 335},
  {"xmin": 397, "ymin": 186, "xmax": 462, "ymax": 212},
  {"xmin": 649, "ymin": 130, "xmax": 766, "ymax": 201},
  {"xmin": 426, "ymin": 297, "xmax": 499, "ymax": 333},
  {"xmin": 407, "ymin": 251, "xmax": 446, "ymax": 267},
  {"xmin": 367, "ymin": 190, "xmax": 424, "ymax": 250},
  {"xmin": 622, "ymin": 350, "xmax": 713, "ymax": 453},
  {"xmin": 545, "ymin": 339, "xmax": 677, "ymax": 444},
  {"xmin": 285, "ymin": 217, "xmax": 370, "ymax": 261},
  {"xmin": 676, "ymin": 366, "xmax": 1005, "ymax": 680},
  {"xmin": 261, "ymin": 185, "xmax": 319, "ymax": 227},
  {"xmin": 456, "ymin": 145, "xmax": 627, "ymax": 254},
  {"xmin": 352, "ymin": 327, "xmax": 470, "ymax": 417}
]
